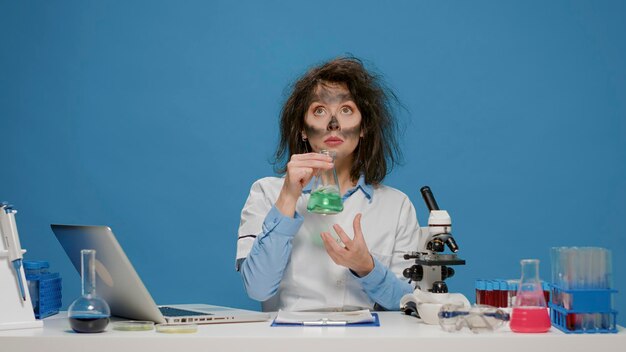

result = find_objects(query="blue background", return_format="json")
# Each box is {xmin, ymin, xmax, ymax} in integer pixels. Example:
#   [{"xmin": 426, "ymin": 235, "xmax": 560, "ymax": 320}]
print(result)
[{"xmin": 2, "ymin": 0, "xmax": 624, "ymax": 324}]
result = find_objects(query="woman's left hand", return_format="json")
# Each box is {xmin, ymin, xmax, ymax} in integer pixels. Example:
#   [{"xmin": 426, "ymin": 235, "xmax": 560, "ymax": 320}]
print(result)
[{"xmin": 320, "ymin": 213, "xmax": 375, "ymax": 277}]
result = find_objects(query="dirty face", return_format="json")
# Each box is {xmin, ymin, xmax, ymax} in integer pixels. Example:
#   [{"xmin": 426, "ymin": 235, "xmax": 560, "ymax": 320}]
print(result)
[{"xmin": 302, "ymin": 82, "xmax": 363, "ymax": 161}]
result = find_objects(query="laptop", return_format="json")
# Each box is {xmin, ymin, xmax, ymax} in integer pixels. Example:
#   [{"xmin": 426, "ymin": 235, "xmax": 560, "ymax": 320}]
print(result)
[{"xmin": 51, "ymin": 224, "xmax": 270, "ymax": 324}]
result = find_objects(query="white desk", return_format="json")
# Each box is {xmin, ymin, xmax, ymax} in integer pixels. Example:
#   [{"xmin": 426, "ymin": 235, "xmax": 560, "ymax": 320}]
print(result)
[{"xmin": 1, "ymin": 311, "xmax": 624, "ymax": 352}]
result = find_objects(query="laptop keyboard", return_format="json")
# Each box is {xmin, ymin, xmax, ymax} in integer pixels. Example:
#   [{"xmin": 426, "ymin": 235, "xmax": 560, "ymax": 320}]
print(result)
[{"xmin": 159, "ymin": 306, "xmax": 213, "ymax": 317}]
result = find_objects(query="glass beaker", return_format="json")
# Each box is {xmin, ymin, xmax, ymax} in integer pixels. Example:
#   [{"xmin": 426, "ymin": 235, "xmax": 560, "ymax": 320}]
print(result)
[
  {"xmin": 68, "ymin": 249, "xmax": 111, "ymax": 333},
  {"xmin": 307, "ymin": 150, "xmax": 343, "ymax": 214},
  {"xmin": 510, "ymin": 259, "xmax": 551, "ymax": 333}
]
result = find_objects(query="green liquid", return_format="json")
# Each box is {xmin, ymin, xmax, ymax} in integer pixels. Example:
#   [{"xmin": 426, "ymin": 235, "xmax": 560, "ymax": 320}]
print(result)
[{"xmin": 307, "ymin": 189, "xmax": 343, "ymax": 214}]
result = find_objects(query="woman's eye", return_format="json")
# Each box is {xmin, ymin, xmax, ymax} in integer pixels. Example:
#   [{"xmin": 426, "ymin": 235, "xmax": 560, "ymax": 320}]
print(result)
[
  {"xmin": 313, "ymin": 107, "xmax": 326, "ymax": 116},
  {"xmin": 340, "ymin": 106, "xmax": 353, "ymax": 114}
]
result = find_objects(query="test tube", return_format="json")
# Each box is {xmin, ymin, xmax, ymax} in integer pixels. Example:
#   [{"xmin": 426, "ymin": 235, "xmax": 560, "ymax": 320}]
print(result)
[
  {"xmin": 475, "ymin": 279, "xmax": 485, "ymax": 305},
  {"xmin": 493, "ymin": 280, "xmax": 499, "ymax": 307},
  {"xmin": 492, "ymin": 280, "xmax": 502, "ymax": 307},
  {"xmin": 569, "ymin": 247, "xmax": 578, "ymax": 289},
  {"xmin": 600, "ymin": 248, "xmax": 607, "ymax": 289},
  {"xmin": 491, "ymin": 280, "xmax": 499, "ymax": 307},
  {"xmin": 494, "ymin": 280, "xmax": 502, "ymax": 307},
  {"xmin": 580, "ymin": 246, "xmax": 588, "ymax": 289},
  {"xmin": 507, "ymin": 280, "xmax": 518, "ymax": 308},
  {"xmin": 592, "ymin": 248, "xmax": 603, "ymax": 289},
  {"xmin": 485, "ymin": 281, "xmax": 494, "ymax": 307},
  {"xmin": 542, "ymin": 281, "xmax": 550, "ymax": 305},
  {"xmin": 498, "ymin": 280, "xmax": 508, "ymax": 308},
  {"xmin": 550, "ymin": 247, "xmax": 561, "ymax": 288}
]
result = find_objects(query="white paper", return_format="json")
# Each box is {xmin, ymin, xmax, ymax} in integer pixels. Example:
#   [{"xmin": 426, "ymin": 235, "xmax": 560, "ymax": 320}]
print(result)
[{"xmin": 274, "ymin": 309, "xmax": 374, "ymax": 325}]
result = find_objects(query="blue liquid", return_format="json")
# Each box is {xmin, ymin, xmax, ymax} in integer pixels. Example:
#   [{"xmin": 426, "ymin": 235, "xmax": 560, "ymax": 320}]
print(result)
[{"xmin": 69, "ymin": 314, "xmax": 110, "ymax": 333}]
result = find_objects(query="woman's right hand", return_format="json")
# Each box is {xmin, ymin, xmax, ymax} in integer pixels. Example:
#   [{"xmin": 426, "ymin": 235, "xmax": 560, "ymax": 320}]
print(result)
[{"xmin": 275, "ymin": 153, "xmax": 334, "ymax": 217}]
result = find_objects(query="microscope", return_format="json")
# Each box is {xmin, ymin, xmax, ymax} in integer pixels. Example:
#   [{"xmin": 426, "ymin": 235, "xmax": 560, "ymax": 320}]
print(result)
[{"xmin": 400, "ymin": 186, "xmax": 470, "ymax": 323}]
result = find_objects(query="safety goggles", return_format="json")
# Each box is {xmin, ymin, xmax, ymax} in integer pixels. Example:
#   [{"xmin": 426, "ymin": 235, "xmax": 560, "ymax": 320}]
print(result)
[{"xmin": 438, "ymin": 304, "xmax": 510, "ymax": 333}]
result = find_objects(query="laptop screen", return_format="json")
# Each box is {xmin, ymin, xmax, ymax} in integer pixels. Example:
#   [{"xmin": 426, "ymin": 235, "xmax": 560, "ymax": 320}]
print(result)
[{"xmin": 51, "ymin": 224, "xmax": 167, "ymax": 323}]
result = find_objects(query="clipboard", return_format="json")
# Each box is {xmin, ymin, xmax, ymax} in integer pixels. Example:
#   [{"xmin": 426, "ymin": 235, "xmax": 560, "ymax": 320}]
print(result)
[{"xmin": 271, "ymin": 312, "xmax": 380, "ymax": 327}]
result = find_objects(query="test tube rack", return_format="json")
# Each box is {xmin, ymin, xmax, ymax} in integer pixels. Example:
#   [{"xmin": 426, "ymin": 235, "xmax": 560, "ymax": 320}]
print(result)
[
  {"xmin": 549, "ymin": 284, "xmax": 618, "ymax": 334},
  {"xmin": 24, "ymin": 262, "xmax": 62, "ymax": 319},
  {"xmin": 0, "ymin": 248, "xmax": 43, "ymax": 331}
]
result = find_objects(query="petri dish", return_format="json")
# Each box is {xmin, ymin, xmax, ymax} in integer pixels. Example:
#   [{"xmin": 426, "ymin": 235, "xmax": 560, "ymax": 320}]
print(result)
[
  {"xmin": 112, "ymin": 321, "xmax": 155, "ymax": 331},
  {"xmin": 155, "ymin": 323, "xmax": 198, "ymax": 334}
]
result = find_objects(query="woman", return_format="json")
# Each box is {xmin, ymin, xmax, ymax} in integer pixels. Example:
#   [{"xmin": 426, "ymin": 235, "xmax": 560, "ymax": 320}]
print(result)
[{"xmin": 236, "ymin": 57, "xmax": 420, "ymax": 312}]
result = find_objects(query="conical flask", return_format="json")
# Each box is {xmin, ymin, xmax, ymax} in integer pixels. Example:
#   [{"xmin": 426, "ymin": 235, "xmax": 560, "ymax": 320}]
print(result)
[
  {"xmin": 307, "ymin": 150, "xmax": 343, "ymax": 214},
  {"xmin": 510, "ymin": 259, "xmax": 551, "ymax": 333},
  {"xmin": 68, "ymin": 249, "xmax": 111, "ymax": 333}
]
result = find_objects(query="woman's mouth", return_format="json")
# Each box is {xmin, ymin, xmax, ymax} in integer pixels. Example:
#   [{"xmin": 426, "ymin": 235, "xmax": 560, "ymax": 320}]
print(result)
[{"xmin": 324, "ymin": 136, "xmax": 344, "ymax": 146}]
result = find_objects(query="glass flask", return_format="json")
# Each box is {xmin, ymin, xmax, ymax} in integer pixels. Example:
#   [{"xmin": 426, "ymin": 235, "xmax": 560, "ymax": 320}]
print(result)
[
  {"xmin": 510, "ymin": 259, "xmax": 551, "ymax": 333},
  {"xmin": 307, "ymin": 150, "xmax": 343, "ymax": 214},
  {"xmin": 68, "ymin": 249, "xmax": 111, "ymax": 333}
]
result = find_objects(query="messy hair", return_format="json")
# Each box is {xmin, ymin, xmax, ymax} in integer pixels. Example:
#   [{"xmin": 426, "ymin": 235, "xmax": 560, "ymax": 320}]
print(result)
[{"xmin": 273, "ymin": 56, "xmax": 402, "ymax": 185}]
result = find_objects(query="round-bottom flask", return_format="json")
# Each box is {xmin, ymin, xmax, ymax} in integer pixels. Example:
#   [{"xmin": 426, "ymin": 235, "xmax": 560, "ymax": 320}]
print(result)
[
  {"xmin": 68, "ymin": 249, "xmax": 111, "ymax": 333},
  {"xmin": 510, "ymin": 259, "xmax": 551, "ymax": 333}
]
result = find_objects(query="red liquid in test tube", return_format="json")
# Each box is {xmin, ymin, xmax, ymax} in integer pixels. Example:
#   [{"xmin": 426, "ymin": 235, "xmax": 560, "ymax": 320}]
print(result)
[
  {"xmin": 475, "ymin": 279, "xmax": 485, "ymax": 305},
  {"xmin": 485, "ymin": 281, "xmax": 494, "ymax": 306},
  {"xmin": 500, "ymin": 281, "xmax": 509, "ymax": 308}
]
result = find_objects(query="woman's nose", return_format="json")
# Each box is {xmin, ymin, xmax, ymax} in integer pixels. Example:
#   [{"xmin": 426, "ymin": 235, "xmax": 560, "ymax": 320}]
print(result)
[{"xmin": 327, "ymin": 115, "xmax": 340, "ymax": 131}]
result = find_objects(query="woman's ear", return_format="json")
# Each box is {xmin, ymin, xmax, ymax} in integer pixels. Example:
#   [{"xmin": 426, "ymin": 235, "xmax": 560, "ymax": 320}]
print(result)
[{"xmin": 301, "ymin": 131, "xmax": 308, "ymax": 140}]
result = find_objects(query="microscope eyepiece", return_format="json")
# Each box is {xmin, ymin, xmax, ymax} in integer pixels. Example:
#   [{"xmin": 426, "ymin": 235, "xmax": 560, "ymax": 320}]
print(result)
[{"xmin": 420, "ymin": 186, "xmax": 440, "ymax": 211}]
